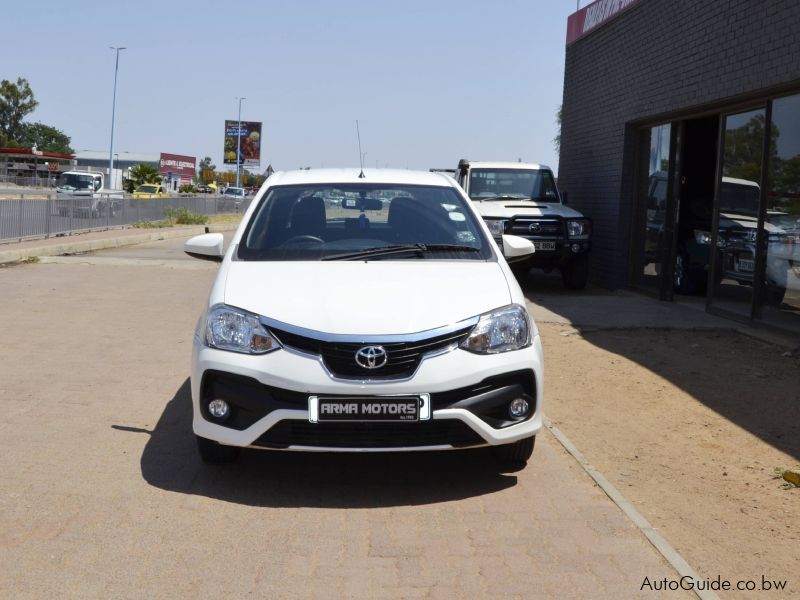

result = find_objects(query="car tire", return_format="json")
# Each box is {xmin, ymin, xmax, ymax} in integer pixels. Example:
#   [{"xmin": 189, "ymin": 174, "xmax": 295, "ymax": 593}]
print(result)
[
  {"xmin": 765, "ymin": 284, "xmax": 786, "ymax": 307},
  {"xmin": 673, "ymin": 247, "xmax": 707, "ymax": 296},
  {"xmin": 196, "ymin": 435, "xmax": 240, "ymax": 463},
  {"xmin": 492, "ymin": 436, "xmax": 535, "ymax": 466},
  {"xmin": 561, "ymin": 254, "xmax": 589, "ymax": 290}
]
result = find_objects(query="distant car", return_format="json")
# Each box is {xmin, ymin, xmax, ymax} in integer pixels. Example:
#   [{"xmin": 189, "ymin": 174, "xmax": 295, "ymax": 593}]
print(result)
[
  {"xmin": 223, "ymin": 187, "xmax": 246, "ymax": 198},
  {"xmin": 133, "ymin": 184, "xmax": 169, "ymax": 199},
  {"xmin": 196, "ymin": 185, "xmax": 212, "ymax": 194}
]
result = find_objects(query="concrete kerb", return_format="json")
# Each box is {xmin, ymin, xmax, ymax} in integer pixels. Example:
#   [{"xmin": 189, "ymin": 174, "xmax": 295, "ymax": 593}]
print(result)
[
  {"xmin": 543, "ymin": 419, "xmax": 720, "ymax": 600},
  {"xmin": 0, "ymin": 223, "xmax": 236, "ymax": 266}
]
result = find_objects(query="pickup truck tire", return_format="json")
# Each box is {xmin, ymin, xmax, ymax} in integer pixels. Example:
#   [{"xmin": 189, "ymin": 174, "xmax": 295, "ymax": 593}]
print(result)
[
  {"xmin": 492, "ymin": 436, "xmax": 535, "ymax": 466},
  {"xmin": 561, "ymin": 254, "xmax": 589, "ymax": 290},
  {"xmin": 196, "ymin": 435, "xmax": 240, "ymax": 463}
]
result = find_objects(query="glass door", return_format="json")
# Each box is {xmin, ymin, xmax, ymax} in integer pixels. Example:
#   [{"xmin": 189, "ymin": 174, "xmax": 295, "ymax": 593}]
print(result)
[
  {"xmin": 709, "ymin": 108, "xmax": 767, "ymax": 318},
  {"xmin": 760, "ymin": 93, "xmax": 800, "ymax": 333},
  {"xmin": 633, "ymin": 123, "xmax": 672, "ymax": 292}
]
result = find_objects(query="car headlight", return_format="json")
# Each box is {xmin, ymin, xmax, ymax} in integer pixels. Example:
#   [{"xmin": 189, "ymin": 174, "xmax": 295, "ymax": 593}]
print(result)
[
  {"xmin": 694, "ymin": 229, "xmax": 712, "ymax": 245},
  {"xmin": 483, "ymin": 218, "xmax": 507, "ymax": 237},
  {"xmin": 567, "ymin": 219, "xmax": 591, "ymax": 239},
  {"xmin": 205, "ymin": 304, "xmax": 280, "ymax": 354},
  {"xmin": 460, "ymin": 304, "xmax": 531, "ymax": 354}
]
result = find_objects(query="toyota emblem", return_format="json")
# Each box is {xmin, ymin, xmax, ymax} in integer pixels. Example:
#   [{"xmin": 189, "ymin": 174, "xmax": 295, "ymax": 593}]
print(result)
[
  {"xmin": 529, "ymin": 222, "xmax": 542, "ymax": 233},
  {"xmin": 355, "ymin": 346, "xmax": 388, "ymax": 369}
]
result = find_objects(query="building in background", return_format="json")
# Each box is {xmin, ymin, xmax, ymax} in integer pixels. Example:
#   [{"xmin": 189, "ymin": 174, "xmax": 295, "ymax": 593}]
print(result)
[
  {"xmin": 0, "ymin": 148, "xmax": 74, "ymax": 186},
  {"xmin": 158, "ymin": 153, "xmax": 196, "ymax": 191},
  {"xmin": 559, "ymin": 0, "xmax": 800, "ymax": 334},
  {"xmin": 74, "ymin": 150, "xmax": 159, "ymax": 189}
]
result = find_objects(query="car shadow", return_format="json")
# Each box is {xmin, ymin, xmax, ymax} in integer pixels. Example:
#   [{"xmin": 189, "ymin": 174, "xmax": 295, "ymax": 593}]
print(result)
[{"xmin": 134, "ymin": 379, "xmax": 519, "ymax": 508}]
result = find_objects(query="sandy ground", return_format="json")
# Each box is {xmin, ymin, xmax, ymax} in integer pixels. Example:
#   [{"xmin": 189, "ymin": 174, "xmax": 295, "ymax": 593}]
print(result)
[{"xmin": 541, "ymin": 324, "xmax": 799, "ymax": 597}]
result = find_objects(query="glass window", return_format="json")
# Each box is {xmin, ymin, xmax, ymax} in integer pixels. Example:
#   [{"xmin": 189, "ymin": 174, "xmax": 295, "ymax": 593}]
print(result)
[
  {"xmin": 710, "ymin": 108, "xmax": 766, "ymax": 317},
  {"xmin": 468, "ymin": 168, "xmax": 559, "ymax": 201},
  {"xmin": 238, "ymin": 183, "xmax": 492, "ymax": 261},
  {"xmin": 763, "ymin": 94, "xmax": 800, "ymax": 331},
  {"xmin": 638, "ymin": 123, "xmax": 671, "ymax": 288}
]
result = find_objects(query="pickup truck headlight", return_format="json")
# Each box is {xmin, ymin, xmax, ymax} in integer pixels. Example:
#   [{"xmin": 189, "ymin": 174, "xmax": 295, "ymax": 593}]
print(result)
[
  {"xmin": 460, "ymin": 304, "xmax": 531, "ymax": 354},
  {"xmin": 206, "ymin": 304, "xmax": 280, "ymax": 354},
  {"xmin": 567, "ymin": 219, "xmax": 591, "ymax": 239},
  {"xmin": 483, "ymin": 218, "xmax": 507, "ymax": 237}
]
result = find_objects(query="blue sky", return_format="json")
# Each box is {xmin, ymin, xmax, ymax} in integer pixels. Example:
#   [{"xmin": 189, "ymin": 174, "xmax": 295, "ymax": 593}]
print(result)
[{"xmin": 4, "ymin": 0, "xmax": 579, "ymax": 173}]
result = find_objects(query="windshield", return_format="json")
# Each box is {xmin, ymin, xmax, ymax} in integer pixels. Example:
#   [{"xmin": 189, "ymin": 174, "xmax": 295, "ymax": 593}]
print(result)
[
  {"xmin": 58, "ymin": 173, "xmax": 94, "ymax": 190},
  {"xmin": 469, "ymin": 168, "xmax": 559, "ymax": 201},
  {"xmin": 238, "ymin": 183, "xmax": 493, "ymax": 261},
  {"xmin": 719, "ymin": 180, "xmax": 760, "ymax": 218},
  {"xmin": 226, "ymin": 188, "xmax": 244, "ymax": 196},
  {"xmin": 137, "ymin": 185, "xmax": 158, "ymax": 193}
]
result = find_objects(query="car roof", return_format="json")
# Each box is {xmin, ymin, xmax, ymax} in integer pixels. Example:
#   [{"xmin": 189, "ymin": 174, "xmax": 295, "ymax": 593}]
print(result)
[
  {"xmin": 267, "ymin": 168, "xmax": 458, "ymax": 187},
  {"xmin": 465, "ymin": 161, "xmax": 550, "ymax": 171}
]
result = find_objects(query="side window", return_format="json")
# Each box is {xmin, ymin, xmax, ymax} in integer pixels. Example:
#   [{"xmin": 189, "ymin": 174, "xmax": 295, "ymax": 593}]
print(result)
[
  {"xmin": 540, "ymin": 171, "xmax": 558, "ymax": 200},
  {"xmin": 94, "ymin": 177, "xmax": 102, "ymax": 191}
]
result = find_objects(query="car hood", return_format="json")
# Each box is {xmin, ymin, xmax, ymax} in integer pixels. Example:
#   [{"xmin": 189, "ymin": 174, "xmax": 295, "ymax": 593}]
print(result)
[
  {"xmin": 473, "ymin": 201, "xmax": 585, "ymax": 219},
  {"xmin": 223, "ymin": 259, "xmax": 511, "ymax": 335}
]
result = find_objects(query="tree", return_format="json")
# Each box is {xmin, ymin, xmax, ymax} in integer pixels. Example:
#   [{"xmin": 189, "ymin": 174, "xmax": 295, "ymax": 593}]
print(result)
[
  {"xmin": 553, "ymin": 105, "xmax": 562, "ymax": 153},
  {"xmin": 128, "ymin": 163, "xmax": 161, "ymax": 188},
  {"xmin": 19, "ymin": 122, "xmax": 73, "ymax": 154},
  {"xmin": 197, "ymin": 156, "xmax": 216, "ymax": 184},
  {"xmin": 0, "ymin": 78, "xmax": 38, "ymax": 142}
]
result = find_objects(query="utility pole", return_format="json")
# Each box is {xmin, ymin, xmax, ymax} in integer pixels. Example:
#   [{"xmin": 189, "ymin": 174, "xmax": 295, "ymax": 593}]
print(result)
[{"xmin": 108, "ymin": 46, "xmax": 126, "ymax": 190}]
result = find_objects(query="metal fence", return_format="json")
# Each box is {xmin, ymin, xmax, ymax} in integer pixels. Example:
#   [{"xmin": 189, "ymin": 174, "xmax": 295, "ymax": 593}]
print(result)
[{"xmin": 0, "ymin": 193, "xmax": 253, "ymax": 243}]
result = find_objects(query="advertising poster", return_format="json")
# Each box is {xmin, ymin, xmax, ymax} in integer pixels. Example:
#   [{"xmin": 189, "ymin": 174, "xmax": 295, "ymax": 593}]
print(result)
[{"xmin": 224, "ymin": 120, "xmax": 262, "ymax": 167}]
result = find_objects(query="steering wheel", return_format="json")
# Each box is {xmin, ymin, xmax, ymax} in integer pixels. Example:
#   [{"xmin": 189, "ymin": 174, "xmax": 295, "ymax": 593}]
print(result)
[{"xmin": 281, "ymin": 235, "xmax": 324, "ymax": 246}]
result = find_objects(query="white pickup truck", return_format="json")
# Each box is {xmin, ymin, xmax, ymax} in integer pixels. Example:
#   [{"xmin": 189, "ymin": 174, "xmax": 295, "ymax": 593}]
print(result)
[
  {"xmin": 55, "ymin": 171, "xmax": 123, "ymax": 218},
  {"xmin": 454, "ymin": 160, "xmax": 592, "ymax": 289}
]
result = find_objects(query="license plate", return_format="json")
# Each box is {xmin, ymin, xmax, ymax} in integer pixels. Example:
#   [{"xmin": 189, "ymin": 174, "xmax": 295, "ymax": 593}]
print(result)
[
  {"xmin": 308, "ymin": 394, "xmax": 431, "ymax": 423},
  {"xmin": 737, "ymin": 258, "xmax": 754, "ymax": 273},
  {"xmin": 533, "ymin": 241, "xmax": 556, "ymax": 251}
]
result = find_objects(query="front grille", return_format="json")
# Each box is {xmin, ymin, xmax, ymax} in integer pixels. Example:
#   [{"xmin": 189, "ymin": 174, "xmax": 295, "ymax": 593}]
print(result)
[
  {"xmin": 268, "ymin": 326, "xmax": 474, "ymax": 379},
  {"xmin": 509, "ymin": 218, "xmax": 563, "ymax": 237},
  {"xmin": 252, "ymin": 419, "xmax": 485, "ymax": 449}
]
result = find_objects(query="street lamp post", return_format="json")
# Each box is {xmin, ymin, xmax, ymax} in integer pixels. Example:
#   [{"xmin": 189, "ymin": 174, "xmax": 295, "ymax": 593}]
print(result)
[
  {"xmin": 235, "ymin": 97, "xmax": 246, "ymax": 189},
  {"xmin": 108, "ymin": 46, "xmax": 126, "ymax": 190}
]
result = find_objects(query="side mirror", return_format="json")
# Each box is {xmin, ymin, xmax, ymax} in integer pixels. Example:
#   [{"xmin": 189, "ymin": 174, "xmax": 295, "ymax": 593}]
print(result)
[
  {"xmin": 185, "ymin": 233, "xmax": 224, "ymax": 262},
  {"xmin": 561, "ymin": 190, "xmax": 568, "ymax": 205},
  {"xmin": 501, "ymin": 235, "xmax": 535, "ymax": 262}
]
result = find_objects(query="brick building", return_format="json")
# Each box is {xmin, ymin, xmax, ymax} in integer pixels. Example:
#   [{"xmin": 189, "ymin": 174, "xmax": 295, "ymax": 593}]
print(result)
[{"xmin": 559, "ymin": 0, "xmax": 800, "ymax": 333}]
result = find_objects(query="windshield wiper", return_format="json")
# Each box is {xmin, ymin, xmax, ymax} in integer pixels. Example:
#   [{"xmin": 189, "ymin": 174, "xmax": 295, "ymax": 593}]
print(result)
[{"xmin": 322, "ymin": 243, "xmax": 480, "ymax": 261}]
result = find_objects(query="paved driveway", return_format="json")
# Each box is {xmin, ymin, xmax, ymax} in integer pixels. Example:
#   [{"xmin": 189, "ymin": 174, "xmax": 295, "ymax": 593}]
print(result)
[{"xmin": 0, "ymin": 238, "xmax": 685, "ymax": 598}]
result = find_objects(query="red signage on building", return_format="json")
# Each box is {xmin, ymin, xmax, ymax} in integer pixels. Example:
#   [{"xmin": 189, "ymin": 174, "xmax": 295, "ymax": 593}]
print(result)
[
  {"xmin": 158, "ymin": 152, "xmax": 196, "ymax": 178},
  {"xmin": 566, "ymin": 0, "xmax": 641, "ymax": 45}
]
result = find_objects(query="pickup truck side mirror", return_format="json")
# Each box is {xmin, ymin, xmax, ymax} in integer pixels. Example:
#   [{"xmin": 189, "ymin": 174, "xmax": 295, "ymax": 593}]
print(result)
[{"xmin": 561, "ymin": 190, "xmax": 568, "ymax": 205}]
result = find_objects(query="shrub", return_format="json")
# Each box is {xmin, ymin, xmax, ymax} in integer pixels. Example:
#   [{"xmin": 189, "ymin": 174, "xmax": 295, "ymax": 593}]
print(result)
[{"xmin": 163, "ymin": 207, "xmax": 208, "ymax": 225}]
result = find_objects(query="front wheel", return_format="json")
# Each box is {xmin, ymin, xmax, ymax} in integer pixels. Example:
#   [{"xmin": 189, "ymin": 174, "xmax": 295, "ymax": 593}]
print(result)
[
  {"xmin": 196, "ymin": 435, "xmax": 240, "ymax": 463},
  {"xmin": 561, "ymin": 254, "xmax": 589, "ymax": 290},
  {"xmin": 492, "ymin": 436, "xmax": 535, "ymax": 466}
]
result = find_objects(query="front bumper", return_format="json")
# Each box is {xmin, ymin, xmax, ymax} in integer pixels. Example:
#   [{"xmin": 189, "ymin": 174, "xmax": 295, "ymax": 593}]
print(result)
[{"xmin": 191, "ymin": 335, "xmax": 544, "ymax": 451}]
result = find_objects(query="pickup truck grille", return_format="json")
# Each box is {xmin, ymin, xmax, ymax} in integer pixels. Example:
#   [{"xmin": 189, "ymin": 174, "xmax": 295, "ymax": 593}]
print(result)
[{"xmin": 509, "ymin": 218, "xmax": 563, "ymax": 237}]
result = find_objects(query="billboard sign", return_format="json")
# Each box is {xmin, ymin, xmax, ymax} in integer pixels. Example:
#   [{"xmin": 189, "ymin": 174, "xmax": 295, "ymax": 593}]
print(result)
[
  {"xmin": 566, "ymin": 0, "xmax": 640, "ymax": 45},
  {"xmin": 159, "ymin": 153, "xmax": 196, "ymax": 178},
  {"xmin": 224, "ymin": 120, "xmax": 262, "ymax": 167}
]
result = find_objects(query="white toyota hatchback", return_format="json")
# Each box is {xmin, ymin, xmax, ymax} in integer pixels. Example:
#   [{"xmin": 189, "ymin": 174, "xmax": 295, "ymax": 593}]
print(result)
[{"xmin": 185, "ymin": 169, "xmax": 544, "ymax": 466}]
